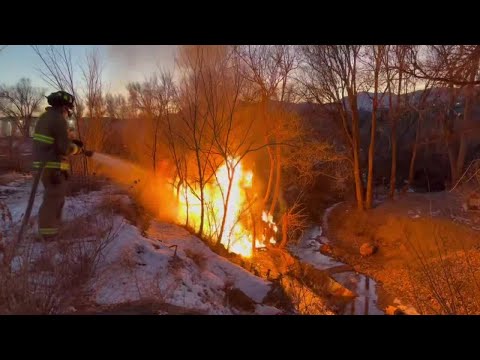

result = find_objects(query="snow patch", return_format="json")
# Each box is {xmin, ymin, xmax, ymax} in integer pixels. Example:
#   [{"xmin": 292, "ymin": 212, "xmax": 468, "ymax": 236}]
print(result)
[{"xmin": 2, "ymin": 176, "xmax": 280, "ymax": 314}]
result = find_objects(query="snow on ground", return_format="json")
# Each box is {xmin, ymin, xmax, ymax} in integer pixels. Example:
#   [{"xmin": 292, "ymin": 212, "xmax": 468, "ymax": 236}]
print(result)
[
  {"xmin": 289, "ymin": 226, "xmax": 343, "ymax": 271},
  {"xmin": 91, "ymin": 218, "xmax": 275, "ymax": 314},
  {"xmin": 146, "ymin": 222, "xmax": 272, "ymax": 302},
  {"xmin": 0, "ymin": 172, "xmax": 280, "ymax": 315}
]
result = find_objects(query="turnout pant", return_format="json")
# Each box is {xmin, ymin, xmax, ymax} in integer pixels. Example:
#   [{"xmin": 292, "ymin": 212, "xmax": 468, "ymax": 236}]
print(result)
[{"xmin": 38, "ymin": 169, "xmax": 68, "ymax": 238}]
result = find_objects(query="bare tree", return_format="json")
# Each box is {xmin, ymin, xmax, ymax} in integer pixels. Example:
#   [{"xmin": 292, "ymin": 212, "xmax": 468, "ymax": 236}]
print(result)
[
  {"xmin": 234, "ymin": 46, "xmax": 298, "ymax": 213},
  {"xmin": 174, "ymin": 45, "xmax": 227, "ymax": 238},
  {"xmin": 80, "ymin": 48, "xmax": 108, "ymax": 158},
  {"xmin": 404, "ymin": 45, "xmax": 480, "ymax": 86},
  {"xmin": 383, "ymin": 45, "xmax": 412, "ymax": 198},
  {"xmin": 234, "ymin": 45, "xmax": 300, "ymax": 251},
  {"xmin": 301, "ymin": 45, "xmax": 366, "ymax": 210},
  {"xmin": 364, "ymin": 45, "xmax": 388, "ymax": 209},
  {"xmin": 0, "ymin": 78, "xmax": 45, "ymax": 138},
  {"xmin": 406, "ymin": 76, "xmax": 434, "ymax": 189},
  {"xmin": 105, "ymin": 93, "xmax": 128, "ymax": 120},
  {"xmin": 127, "ymin": 71, "xmax": 176, "ymax": 176},
  {"xmin": 408, "ymin": 45, "xmax": 480, "ymax": 184}
]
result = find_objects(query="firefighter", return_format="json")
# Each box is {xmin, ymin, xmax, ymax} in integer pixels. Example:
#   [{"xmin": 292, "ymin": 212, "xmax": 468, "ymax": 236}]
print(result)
[{"xmin": 32, "ymin": 91, "xmax": 84, "ymax": 241}]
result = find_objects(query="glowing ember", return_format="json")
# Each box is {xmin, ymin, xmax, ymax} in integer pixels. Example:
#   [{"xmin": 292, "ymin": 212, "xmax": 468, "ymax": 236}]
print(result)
[{"xmin": 174, "ymin": 158, "xmax": 278, "ymax": 258}]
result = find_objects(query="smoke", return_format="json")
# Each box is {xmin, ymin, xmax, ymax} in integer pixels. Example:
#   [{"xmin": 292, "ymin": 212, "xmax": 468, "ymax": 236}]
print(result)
[
  {"xmin": 106, "ymin": 45, "xmax": 177, "ymax": 92},
  {"xmin": 108, "ymin": 45, "xmax": 176, "ymax": 67},
  {"xmin": 90, "ymin": 152, "xmax": 177, "ymax": 221}
]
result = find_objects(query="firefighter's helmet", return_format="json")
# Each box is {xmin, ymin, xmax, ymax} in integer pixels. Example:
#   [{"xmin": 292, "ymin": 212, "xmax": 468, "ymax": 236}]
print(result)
[{"xmin": 46, "ymin": 91, "xmax": 75, "ymax": 109}]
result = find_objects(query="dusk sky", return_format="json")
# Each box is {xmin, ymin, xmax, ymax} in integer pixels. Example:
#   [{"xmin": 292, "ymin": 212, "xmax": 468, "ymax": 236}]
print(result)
[{"xmin": 0, "ymin": 45, "xmax": 177, "ymax": 95}]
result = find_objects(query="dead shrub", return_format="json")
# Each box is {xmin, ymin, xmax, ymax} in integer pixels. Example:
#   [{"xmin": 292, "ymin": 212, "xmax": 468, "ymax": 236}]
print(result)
[
  {"xmin": 404, "ymin": 226, "xmax": 480, "ymax": 315},
  {"xmin": 279, "ymin": 274, "xmax": 331, "ymax": 315},
  {"xmin": 0, "ymin": 200, "xmax": 122, "ymax": 314}
]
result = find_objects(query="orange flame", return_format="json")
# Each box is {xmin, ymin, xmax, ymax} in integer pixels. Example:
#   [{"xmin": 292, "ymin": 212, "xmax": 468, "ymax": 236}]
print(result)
[{"xmin": 175, "ymin": 158, "xmax": 277, "ymax": 258}]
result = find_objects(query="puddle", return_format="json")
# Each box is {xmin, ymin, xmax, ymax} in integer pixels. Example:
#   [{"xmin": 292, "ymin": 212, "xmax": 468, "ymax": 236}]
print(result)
[
  {"xmin": 291, "ymin": 210, "xmax": 385, "ymax": 315},
  {"xmin": 331, "ymin": 271, "xmax": 383, "ymax": 315}
]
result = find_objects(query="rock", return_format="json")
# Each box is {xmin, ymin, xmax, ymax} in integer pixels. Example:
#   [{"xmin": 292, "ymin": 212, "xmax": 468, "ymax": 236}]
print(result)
[
  {"xmin": 319, "ymin": 244, "xmax": 333, "ymax": 256},
  {"xmin": 360, "ymin": 243, "xmax": 377, "ymax": 257}
]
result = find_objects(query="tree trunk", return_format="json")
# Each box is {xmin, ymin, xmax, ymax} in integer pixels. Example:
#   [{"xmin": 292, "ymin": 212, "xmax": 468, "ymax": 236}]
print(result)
[
  {"xmin": 194, "ymin": 148, "xmax": 205, "ymax": 237},
  {"xmin": 447, "ymin": 143, "xmax": 458, "ymax": 185},
  {"xmin": 217, "ymin": 167, "xmax": 235, "ymax": 246},
  {"xmin": 263, "ymin": 145, "xmax": 275, "ymax": 204},
  {"xmin": 366, "ymin": 55, "xmax": 380, "ymax": 210},
  {"xmin": 269, "ymin": 145, "xmax": 282, "ymax": 215},
  {"xmin": 350, "ymin": 96, "xmax": 364, "ymax": 210},
  {"xmin": 366, "ymin": 109, "xmax": 376, "ymax": 209},
  {"xmin": 23, "ymin": 118, "xmax": 31, "ymax": 138},
  {"xmin": 456, "ymin": 134, "xmax": 468, "ymax": 182},
  {"xmin": 184, "ymin": 184, "xmax": 190, "ymax": 228},
  {"xmin": 389, "ymin": 64, "xmax": 404, "ymax": 199},
  {"xmin": 152, "ymin": 117, "xmax": 160, "ymax": 175},
  {"xmin": 389, "ymin": 118, "xmax": 397, "ymax": 198},
  {"xmin": 442, "ymin": 89, "xmax": 458, "ymax": 184},
  {"xmin": 408, "ymin": 111, "xmax": 422, "ymax": 186},
  {"xmin": 245, "ymin": 190, "xmax": 256, "ymax": 256},
  {"xmin": 279, "ymin": 212, "xmax": 288, "ymax": 249}
]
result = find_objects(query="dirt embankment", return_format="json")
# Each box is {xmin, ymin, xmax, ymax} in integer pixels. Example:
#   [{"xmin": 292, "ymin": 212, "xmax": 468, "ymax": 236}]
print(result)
[{"xmin": 326, "ymin": 191, "xmax": 480, "ymax": 314}]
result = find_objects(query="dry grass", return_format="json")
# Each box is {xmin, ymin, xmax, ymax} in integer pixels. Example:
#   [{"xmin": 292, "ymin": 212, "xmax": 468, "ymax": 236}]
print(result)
[
  {"xmin": 404, "ymin": 228, "xmax": 480, "ymax": 315},
  {"xmin": 279, "ymin": 274, "xmax": 332, "ymax": 315},
  {"xmin": 0, "ymin": 198, "xmax": 122, "ymax": 314},
  {"xmin": 327, "ymin": 194, "xmax": 480, "ymax": 314}
]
